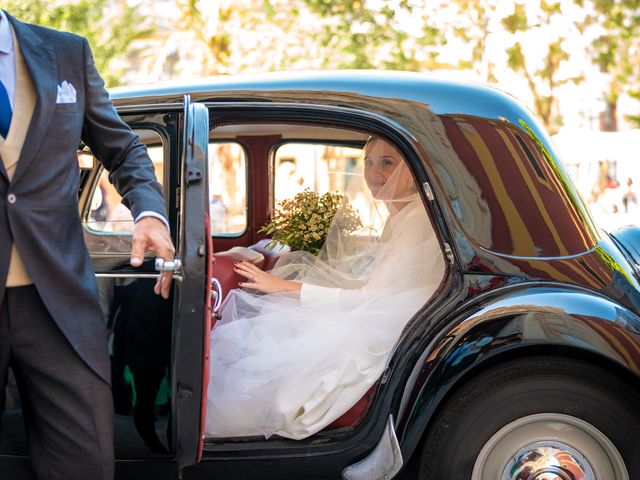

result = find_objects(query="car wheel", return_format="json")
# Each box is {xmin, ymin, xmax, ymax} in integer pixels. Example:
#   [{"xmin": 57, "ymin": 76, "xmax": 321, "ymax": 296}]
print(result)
[{"xmin": 419, "ymin": 356, "xmax": 640, "ymax": 480}]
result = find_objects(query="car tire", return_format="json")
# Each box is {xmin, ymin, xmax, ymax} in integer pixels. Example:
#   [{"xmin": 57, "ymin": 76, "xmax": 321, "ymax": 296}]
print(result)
[{"xmin": 418, "ymin": 356, "xmax": 640, "ymax": 480}]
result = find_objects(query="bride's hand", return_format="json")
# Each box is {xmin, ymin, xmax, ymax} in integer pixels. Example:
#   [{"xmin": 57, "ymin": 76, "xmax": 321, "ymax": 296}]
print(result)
[{"xmin": 234, "ymin": 261, "xmax": 302, "ymax": 295}]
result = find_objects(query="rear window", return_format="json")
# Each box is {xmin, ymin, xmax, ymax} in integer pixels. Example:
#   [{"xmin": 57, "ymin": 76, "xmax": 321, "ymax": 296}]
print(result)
[
  {"xmin": 273, "ymin": 142, "xmax": 362, "ymax": 204},
  {"xmin": 437, "ymin": 114, "xmax": 598, "ymax": 257}
]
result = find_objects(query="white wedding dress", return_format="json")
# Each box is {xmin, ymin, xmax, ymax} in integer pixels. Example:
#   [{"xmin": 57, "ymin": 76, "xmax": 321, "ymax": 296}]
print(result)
[{"xmin": 205, "ymin": 156, "xmax": 445, "ymax": 440}]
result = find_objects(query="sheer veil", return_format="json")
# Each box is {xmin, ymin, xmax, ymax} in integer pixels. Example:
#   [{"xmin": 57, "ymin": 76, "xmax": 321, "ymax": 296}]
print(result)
[{"xmin": 206, "ymin": 137, "xmax": 445, "ymax": 440}]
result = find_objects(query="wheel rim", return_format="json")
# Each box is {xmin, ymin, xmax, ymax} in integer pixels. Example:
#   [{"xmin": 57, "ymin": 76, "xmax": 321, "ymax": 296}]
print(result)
[{"xmin": 471, "ymin": 413, "xmax": 629, "ymax": 480}]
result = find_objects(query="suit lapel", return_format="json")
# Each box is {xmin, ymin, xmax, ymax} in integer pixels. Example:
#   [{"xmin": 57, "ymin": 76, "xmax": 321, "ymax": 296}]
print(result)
[{"xmin": 5, "ymin": 13, "xmax": 57, "ymax": 185}]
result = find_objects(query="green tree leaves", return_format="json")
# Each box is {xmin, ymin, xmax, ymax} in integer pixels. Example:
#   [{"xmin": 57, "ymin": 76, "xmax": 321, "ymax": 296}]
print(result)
[
  {"xmin": 578, "ymin": 0, "xmax": 640, "ymax": 129},
  {"xmin": 5, "ymin": 0, "xmax": 152, "ymax": 87}
]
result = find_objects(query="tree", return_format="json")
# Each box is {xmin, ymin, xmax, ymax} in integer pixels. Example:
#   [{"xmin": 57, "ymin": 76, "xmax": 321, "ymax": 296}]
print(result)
[
  {"xmin": 501, "ymin": 1, "xmax": 584, "ymax": 133},
  {"xmin": 302, "ymin": 0, "xmax": 445, "ymax": 70},
  {"xmin": 174, "ymin": 0, "xmax": 233, "ymax": 75},
  {"xmin": 168, "ymin": 0, "xmax": 322, "ymax": 75},
  {"xmin": 5, "ymin": 0, "xmax": 152, "ymax": 87},
  {"xmin": 451, "ymin": 0, "xmax": 499, "ymax": 83},
  {"xmin": 576, "ymin": 0, "xmax": 640, "ymax": 130},
  {"xmin": 628, "ymin": 91, "xmax": 640, "ymax": 128}
]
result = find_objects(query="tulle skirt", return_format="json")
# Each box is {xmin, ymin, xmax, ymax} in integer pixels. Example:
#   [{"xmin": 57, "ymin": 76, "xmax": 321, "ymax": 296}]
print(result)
[
  {"xmin": 204, "ymin": 286, "xmax": 427, "ymax": 440},
  {"xmin": 205, "ymin": 200, "xmax": 444, "ymax": 439}
]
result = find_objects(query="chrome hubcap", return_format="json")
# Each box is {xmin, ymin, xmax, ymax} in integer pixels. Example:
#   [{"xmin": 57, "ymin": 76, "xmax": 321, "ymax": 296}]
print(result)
[
  {"xmin": 472, "ymin": 413, "xmax": 629, "ymax": 480},
  {"xmin": 504, "ymin": 441, "xmax": 594, "ymax": 480}
]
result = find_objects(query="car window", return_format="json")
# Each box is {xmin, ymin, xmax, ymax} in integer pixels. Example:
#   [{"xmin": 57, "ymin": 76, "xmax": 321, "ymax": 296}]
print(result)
[
  {"xmin": 435, "ymin": 114, "xmax": 599, "ymax": 257},
  {"xmin": 208, "ymin": 142, "xmax": 247, "ymax": 236},
  {"xmin": 273, "ymin": 142, "xmax": 363, "ymax": 204},
  {"xmin": 83, "ymin": 130, "xmax": 164, "ymax": 235}
]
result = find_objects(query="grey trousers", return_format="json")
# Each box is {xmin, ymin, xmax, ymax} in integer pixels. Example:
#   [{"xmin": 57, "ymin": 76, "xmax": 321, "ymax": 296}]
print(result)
[{"xmin": 0, "ymin": 285, "xmax": 114, "ymax": 480}]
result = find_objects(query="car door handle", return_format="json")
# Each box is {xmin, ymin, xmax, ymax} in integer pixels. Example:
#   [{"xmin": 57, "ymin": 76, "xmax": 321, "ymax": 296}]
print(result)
[
  {"xmin": 155, "ymin": 257, "xmax": 183, "ymax": 272},
  {"xmin": 210, "ymin": 277, "xmax": 223, "ymax": 320}
]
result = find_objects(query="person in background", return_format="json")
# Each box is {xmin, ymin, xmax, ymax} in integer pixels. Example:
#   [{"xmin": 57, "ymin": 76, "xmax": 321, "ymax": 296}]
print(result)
[{"xmin": 622, "ymin": 177, "xmax": 637, "ymax": 214}]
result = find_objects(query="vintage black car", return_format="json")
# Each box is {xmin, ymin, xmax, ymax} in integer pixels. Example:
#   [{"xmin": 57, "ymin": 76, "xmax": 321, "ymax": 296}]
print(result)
[{"xmin": 2, "ymin": 71, "xmax": 640, "ymax": 480}]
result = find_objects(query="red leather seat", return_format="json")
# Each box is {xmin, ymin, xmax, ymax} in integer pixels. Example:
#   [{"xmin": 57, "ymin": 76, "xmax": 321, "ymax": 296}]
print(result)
[
  {"xmin": 325, "ymin": 387, "xmax": 375, "ymax": 430},
  {"xmin": 212, "ymin": 247, "xmax": 265, "ymax": 304},
  {"xmin": 249, "ymin": 239, "xmax": 291, "ymax": 271}
]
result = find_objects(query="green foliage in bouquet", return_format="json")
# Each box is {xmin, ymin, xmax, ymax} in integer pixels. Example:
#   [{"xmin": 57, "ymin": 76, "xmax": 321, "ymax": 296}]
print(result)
[{"xmin": 260, "ymin": 189, "xmax": 362, "ymax": 255}]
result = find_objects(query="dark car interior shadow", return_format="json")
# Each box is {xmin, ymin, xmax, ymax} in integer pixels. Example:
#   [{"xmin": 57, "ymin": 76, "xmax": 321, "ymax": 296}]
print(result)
[{"xmin": 0, "ymin": 271, "xmax": 173, "ymax": 460}]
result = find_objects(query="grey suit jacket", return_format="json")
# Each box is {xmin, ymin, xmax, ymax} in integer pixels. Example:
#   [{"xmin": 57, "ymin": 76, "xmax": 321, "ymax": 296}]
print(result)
[{"xmin": 0, "ymin": 13, "xmax": 167, "ymax": 382}]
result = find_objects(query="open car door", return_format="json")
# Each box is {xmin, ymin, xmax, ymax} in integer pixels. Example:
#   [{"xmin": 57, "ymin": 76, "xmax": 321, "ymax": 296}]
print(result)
[{"xmin": 172, "ymin": 96, "xmax": 210, "ymax": 472}]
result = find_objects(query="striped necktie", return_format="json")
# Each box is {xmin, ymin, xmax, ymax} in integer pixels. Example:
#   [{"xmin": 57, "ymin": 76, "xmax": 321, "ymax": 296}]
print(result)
[{"xmin": 0, "ymin": 80, "xmax": 12, "ymax": 138}]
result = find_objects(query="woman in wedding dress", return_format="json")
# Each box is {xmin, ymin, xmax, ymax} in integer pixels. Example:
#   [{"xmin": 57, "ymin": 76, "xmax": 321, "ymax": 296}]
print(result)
[{"xmin": 205, "ymin": 136, "xmax": 445, "ymax": 440}]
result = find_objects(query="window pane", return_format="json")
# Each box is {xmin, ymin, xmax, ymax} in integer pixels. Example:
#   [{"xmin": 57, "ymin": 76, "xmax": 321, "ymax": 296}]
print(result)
[
  {"xmin": 209, "ymin": 143, "xmax": 247, "ymax": 236},
  {"xmin": 274, "ymin": 143, "xmax": 363, "ymax": 204},
  {"xmin": 437, "ymin": 115, "xmax": 598, "ymax": 256},
  {"xmin": 86, "ymin": 144, "xmax": 164, "ymax": 234}
]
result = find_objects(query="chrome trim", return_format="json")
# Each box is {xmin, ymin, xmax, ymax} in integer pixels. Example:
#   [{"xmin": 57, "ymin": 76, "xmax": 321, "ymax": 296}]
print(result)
[
  {"xmin": 210, "ymin": 277, "xmax": 223, "ymax": 315},
  {"xmin": 443, "ymin": 243, "xmax": 455, "ymax": 265},
  {"xmin": 342, "ymin": 415, "xmax": 403, "ymax": 480},
  {"xmin": 155, "ymin": 257, "xmax": 183, "ymax": 272},
  {"xmin": 95, "ymin": 272, "xmax": 183, "ymax": 282},
  {"xmin": 116, "ymin": 103, "xmax": 184, "ymax": 113},
  {"xmin": 422, "ymin": 181, "xmax": 434, "ymax": 201},
  {"xmin": 504, "ymin": 442, "xmax": 594, "ymax": 480}
]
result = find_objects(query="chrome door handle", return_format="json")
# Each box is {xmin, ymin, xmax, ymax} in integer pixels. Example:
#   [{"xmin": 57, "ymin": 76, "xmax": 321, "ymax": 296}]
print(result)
[
  {"xmin": 210, "ymin": 277, "xmax": 223, "ymax": 319},
  {"xmin": 155, "ymin": 257, "xmax": 182, "ymax": 272}
]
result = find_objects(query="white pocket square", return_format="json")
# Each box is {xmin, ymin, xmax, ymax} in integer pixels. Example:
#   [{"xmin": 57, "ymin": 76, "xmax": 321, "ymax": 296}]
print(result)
[{"xmin": 56, "ymin": 80, "xmax": 76, "ymax": 104}]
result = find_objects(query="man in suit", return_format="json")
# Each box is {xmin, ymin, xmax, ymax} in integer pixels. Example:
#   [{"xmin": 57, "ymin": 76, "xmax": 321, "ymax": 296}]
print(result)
[{"xmin": 0, "ymin": 10, "xmax": 175, "ymax": 479}]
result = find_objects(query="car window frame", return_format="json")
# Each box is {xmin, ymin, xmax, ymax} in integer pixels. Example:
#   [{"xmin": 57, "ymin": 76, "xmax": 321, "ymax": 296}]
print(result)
[{"xmin": 80, "ymin": 124, "xmax": 171, "ymax": 239}]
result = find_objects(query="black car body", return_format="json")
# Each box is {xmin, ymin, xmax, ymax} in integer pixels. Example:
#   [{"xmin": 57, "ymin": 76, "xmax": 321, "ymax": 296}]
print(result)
[{"xmin": 2, "ymin": 71, "xmax": 640, "ymax": 480}]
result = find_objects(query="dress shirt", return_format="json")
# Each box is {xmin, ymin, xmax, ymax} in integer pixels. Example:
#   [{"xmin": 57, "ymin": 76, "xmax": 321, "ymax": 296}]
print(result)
[
  {"xmin": 0, "ymin": 10, "xmax": 168, "ymax": 231},
  {"xmin": 0, "ymin": 10, "xmax": 16, "ymax": 108}
]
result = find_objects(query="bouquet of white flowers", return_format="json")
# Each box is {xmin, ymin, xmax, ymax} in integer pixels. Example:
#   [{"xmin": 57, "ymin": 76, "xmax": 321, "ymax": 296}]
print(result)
[{"xmin": 260, "ymin": 189, "xmax": 362, "ymax": 255}]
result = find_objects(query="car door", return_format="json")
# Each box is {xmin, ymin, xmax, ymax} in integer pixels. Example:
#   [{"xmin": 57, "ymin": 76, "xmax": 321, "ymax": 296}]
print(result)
[
  {"xmin": 171, "ymin": 96, "xmax": 211, "ymax": 472},
  {"xmin": 82, "ymin": 95, "xmax": 210, "ymax": 473}
]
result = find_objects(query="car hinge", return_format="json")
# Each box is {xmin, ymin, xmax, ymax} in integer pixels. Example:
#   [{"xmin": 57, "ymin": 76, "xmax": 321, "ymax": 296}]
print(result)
[
  {"xmin": 443, "ymin": 243, "xmax": 455, "ymax": 265},
  {"xmin": 422, "ymin": 181, "xmax": 434, "ymax": 201},
  {"xmin": 177, "ymin": 383, "xmax": 193, "ymax": 402},
  {"xmin": 175, "ymin": 186, "xmax": 181, "ymax": 210},
  {"xmin": 186, "ymin": 166, "xmax": 203, "ymax": 185}
]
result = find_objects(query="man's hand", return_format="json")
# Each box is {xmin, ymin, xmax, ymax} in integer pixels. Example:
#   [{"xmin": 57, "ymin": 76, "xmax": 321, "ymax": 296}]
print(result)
[{"xmin": 130, "ymin": 217, "xmax": 175, "ymax": 299}]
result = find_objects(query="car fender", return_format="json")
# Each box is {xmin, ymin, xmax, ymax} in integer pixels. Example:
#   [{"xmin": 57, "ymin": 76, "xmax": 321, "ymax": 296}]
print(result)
[{"xmin": 395, "ymin": 284, "xmax": 640, "ymax": 462}]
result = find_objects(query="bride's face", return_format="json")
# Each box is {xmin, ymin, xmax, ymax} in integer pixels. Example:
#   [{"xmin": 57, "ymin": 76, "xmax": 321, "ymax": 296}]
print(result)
[{"xmin": 364, "ymin": 138, "xmax": 414, "ymax": 200}]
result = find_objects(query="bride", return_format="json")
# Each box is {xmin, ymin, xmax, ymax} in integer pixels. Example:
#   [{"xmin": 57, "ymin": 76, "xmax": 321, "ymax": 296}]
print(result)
[{"xmin": 205, "ymin": 136, "xmax": 445, "ymax": 440}]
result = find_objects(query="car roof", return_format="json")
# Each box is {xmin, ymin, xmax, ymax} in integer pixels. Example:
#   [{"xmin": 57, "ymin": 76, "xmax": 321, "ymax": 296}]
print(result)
[{"xmin": 109, "ymin": 70, "xmax": 526, "ymax": 120}]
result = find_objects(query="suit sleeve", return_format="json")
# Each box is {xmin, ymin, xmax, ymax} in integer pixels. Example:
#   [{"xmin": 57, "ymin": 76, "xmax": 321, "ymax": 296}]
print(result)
[{"xmin": 80, "ymin": 38, "xmax": 167, "ymax": 222}]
